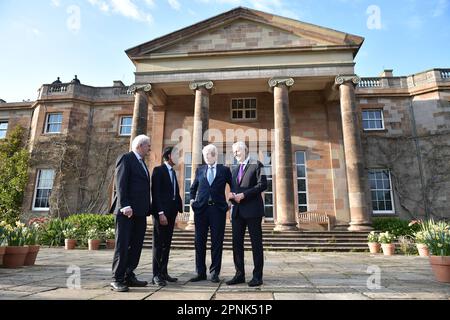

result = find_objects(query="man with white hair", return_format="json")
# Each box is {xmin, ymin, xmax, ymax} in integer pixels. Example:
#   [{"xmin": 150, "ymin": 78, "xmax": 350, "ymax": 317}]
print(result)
[
  {"xmin": 226, "ymin": 141, "xmax": 267, "ymax": 287},
  {"xmin": 189, "ymin": 144, "xmax": 232, "ymax": 283},
  {"xmin": 111, "ymin": 134, "xmax": 152, "ymax": 292}
]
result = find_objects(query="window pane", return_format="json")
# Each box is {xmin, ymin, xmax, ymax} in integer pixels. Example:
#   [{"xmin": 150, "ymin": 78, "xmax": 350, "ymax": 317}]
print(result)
[
  {"xmin": 0, "ymin": 122, "xmax": 7, "ymax": 130},
  {"xmin": 250, "ymin": 110, "xmax": 256, "ymax": 119},
  {"xmin": 299, "ymin": 206, "xmax": 307, "ymax": 213},
  {"xmin": 251, "ymin": 99, "xmax": 256, "ymax": 108},
  {"xmin": 385, "ymin": 202, "xmax": 392, "ymax": 211},
  {"xmin": 378, "ymin": 201, "xmax": 385, "ymax": 211},
  {"xmin": 297, "ymin": 179, "xmax": 306, "ymax": 192},
  {"xmin": 296, "ymin": 152, "xmax": 305, "ymax": 165},
  {"xmin": 232, "ymin": 100, "xmax": 237, "ymax": 108},
  {"xmin": 298, "ymin": 193, "xmax": 307, "ymax": 205},
  {"xmin": 296, "ymin": 166, "xmax": 305, "ymax": 178},
  {"xmin": 264, "ymin": 194, "xmax": 273, "ymax": 205},
  {"xmin": 245, "ymin": 110, "xmax": 251, "ymax": 118},
  {"xmin": 363, "ymin": 120, "xmax": 369, "ymax": 130},
  {"xmin": 264, "ymin": 206, "xmax": 273, "ymax": 218},
  {"xmin": 237, "ymin": 111, "xmax": 243, "ymax": 118}
]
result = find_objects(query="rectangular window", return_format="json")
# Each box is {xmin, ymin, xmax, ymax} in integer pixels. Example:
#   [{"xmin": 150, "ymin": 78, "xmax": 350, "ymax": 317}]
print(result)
[
  {"xmin": 362, "ymin": 109, "xmax": 384, "ymax": 131},
  {"xmin": 119, "ymin": 116, "xmax": 132, "ymax": 136},
  {"xmin": 0, "ymin": 120, "xmax": 8, "ymax": 139},
  {"xmin": 296, "ymin": 151, "xmax": 308, "ymax": 213},
  {"xmin": 369, "ymin": 169, "xmax": 395, "ymax": 214},
  {"xmin": 231, "ymin": 98, "xmax": 257, "ymax": 120},
  {"xmin": 183, "ymin": 153, "xmax": 192, "ymax": 213},
  {"xmin": 32, "ymin": 169, "xmax": 55, "ymax": 210},
  {"xmin": 261, "ymin": 151, "xmax": 274, "ymax": 219},
  {"xmin": 44, "ymin": 113, "xmax": 63, "ymax": 134}
]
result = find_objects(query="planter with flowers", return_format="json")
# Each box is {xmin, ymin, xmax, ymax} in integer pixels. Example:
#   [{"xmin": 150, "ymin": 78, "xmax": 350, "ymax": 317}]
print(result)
[
  {"xmin": 379, "ymin": 231, "xmax": 396, "ymax": 256},
  {"xmin": 63, "ymin": 227, "xmax": 78, "ymax": 250},
  {"xmin": 24, "ymin": 222, "xmax": 41, "ymax": 266},
  {"xmin": 367, "ymin": 231, "xmax": 381, "ymax": 254},
  {"xmin": 105, "ymin": 228, "xmax": 115, "ymax": 249},
  {"xmin": 2, "ymin": 221, "xmax": 29, "ymax": 268},
  {"xmin": 414, "ymin": 231, "xmax": 429, "ymax": 257},
  {"xmin": 87, "ymin": 228, "xmax": 102, "ymax": 250},
  {"xmin": 420, "ymin": 219, "xmax": 450, "ymax": 283},
  {"xmin": 0, "ymin": 221, "xmax": 7, "ymax": 266}
]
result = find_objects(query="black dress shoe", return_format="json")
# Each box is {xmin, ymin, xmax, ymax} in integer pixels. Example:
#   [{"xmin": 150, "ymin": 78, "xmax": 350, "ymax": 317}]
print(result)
[
  {"xmin": 210, "ymin": 274, "xmax": 221, "ymax": 283},
  {"xmin": 126, "ymin": 277, "xmax": 148, "ymax": 287},
  {"xmin": 162, "ymin": 274, "xmax": 178, "ymax": 282},
  {"xmin": 226, "ymin": 276, "xmax": 246, "ymax": 285},
  {"xmin": 189, "ymin": 274, "xmax": 207, "ymax": 282},
  {"xmin": 248, "ymin": 278, "xmax": 263, "ymax": 287},
  {"xmin": 152, "ymin": 275, "xmax": 167, "ymax": 286},
  {"xmin": 110, "ymin": 281, "xmax": 129, "ymax": 292}
]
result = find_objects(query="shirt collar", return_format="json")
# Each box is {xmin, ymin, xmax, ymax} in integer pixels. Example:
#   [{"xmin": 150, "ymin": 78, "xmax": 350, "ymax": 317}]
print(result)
[
  {"xmin": 133, "ymin": 151, "xmax": 143, "ymax": 161},
  {"xmin": 208, "ymin": 162, "xmax": 217, "ymax": 169},
  {"xmin": 164, "ymin": 161, "xmax": 173, "ymax": 171},
  {"xmin": 240, "ymin": 156, "xmax": 250, "ymax": 166}
]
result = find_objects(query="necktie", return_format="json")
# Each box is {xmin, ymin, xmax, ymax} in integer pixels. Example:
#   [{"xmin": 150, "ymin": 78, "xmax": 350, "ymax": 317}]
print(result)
[
  {"xmin": 139, "ymin": 159, "xmax": 148, "ymax": 178},
  {"xmin": 170, "ymin": 168, "xmax": 176, "ymax": 200},
  {"xmin": 237, "ymin": 163, "xmax": 245, "ymax": 184},
  {"xmin": 208, "ymin": 166, "xmax": 214, "ymax": 185}
]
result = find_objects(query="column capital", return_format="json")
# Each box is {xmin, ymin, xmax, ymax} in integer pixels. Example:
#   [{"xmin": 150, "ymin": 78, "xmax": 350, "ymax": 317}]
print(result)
[
  {"xmin": 189, "ymin": 80, "xmax": 214, "ymax": 91},
  {"xmin": 129, "ymin": 83, "xmax": 152, "ymax": 94},
  {"xmin": 268, "ymin": 77, "xmax": 295, "ymax": 89},
  {"xmin": 335, "ymin": 75, "xmax": 361, "ymax": 87}
]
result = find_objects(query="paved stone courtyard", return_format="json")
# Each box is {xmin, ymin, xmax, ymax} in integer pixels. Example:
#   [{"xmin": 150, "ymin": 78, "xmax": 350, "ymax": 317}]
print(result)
[{"xmin": 0, "ymin": 248, "xmax": 449, "ymax": 300}]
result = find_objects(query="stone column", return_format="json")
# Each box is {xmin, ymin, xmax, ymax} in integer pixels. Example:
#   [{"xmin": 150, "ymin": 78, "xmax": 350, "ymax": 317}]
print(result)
[
  {"xmin": 269, "ymin": 77, "xmax": 298, "ymax": 231},
  {"xmin": 129, "ymin": 84, "xmax": 152, "ymax": 149},
  {"xmin": 185, "ymin": 81, "xmax": 213, "ymax": 231},
  {"xmin": 335, "ymin": 75, "xmax": 372, "ymax": 231}
]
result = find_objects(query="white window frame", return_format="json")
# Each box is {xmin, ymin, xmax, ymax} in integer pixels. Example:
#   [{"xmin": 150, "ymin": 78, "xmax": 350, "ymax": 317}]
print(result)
[
  {"xmin": 0, "ymin": 120, "xmax": 8, "ymax": 139},
  {"xmin": 362, "ymin": 109, "xmax": 385, "ymax": 131},
  {"xmin": 119, "ymin": 116, "xmax": 132, "ymax": 136},
  {"xmin": 44, "ymin": 113, "xmax": 63, "ymax": 134},
  {"xmin": 183, "ymin": 153, "xmax": 192, "ymax": 213},
  {"xmin": 369, "ymin": 169, "xmax": 395, "ymax": 215},
  {"xmin": 32, "ymin": 169, "xmax": 55, "ymax": 211},
  {"xmin": 295, "ymin": 151, "xmax": 308, "ymax": 213},
  {"xmin": 230, "ymin": 97, "xmax": 257, "ymax": 121}
]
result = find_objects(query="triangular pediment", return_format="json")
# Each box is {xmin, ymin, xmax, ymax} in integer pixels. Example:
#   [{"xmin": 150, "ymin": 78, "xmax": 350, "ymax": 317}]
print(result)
[{"xmin": 126, "ymin": 7, "xmax": 364, "ymax": 58}]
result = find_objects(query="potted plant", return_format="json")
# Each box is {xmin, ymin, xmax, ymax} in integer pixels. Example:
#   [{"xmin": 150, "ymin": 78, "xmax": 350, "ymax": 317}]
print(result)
[
  {"xmin": 367, "ymin": 231, "xmax": 380, "ymax": 254},
  {"xmin": 87, "ymin": 228, "xmax": 101, "ymax": 250},
  {"xmin": 0, "ymin": 221, "xmax": 7, "ymax": 266},
  {"xmin": 420, "ymin": 219, "xmax": 450, "ymax": 283},
  {"xmin": 23, "ymin": 222, "xmax": 41, "ymax": 266},
  {"xmin": 104, "ymin": 228, "xmax": 115, "ymax": 249},
  {"xmin": 379, "ymin": 231, "xmax": 396, "ymax": 256},
  {"xmin": 63, "ymin": 227, "xmax": 78, "ymax": 250},
  {"xmin": 3, "ymin": 221, "xmax": 29, "ymax": 268},
  {"xmin": 414, "ymin": 230, "xmax": 429, "ymax": 257}
]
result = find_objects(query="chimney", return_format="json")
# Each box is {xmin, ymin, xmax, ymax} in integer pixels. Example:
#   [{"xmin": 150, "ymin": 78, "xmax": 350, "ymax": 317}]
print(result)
[
  {"xmin": 380, "ymin": 69, "xmax": 393, "ymax": 77},
  {"xmin": 113, "ymin": 80, "xmax": 125, "ymax": 87}
]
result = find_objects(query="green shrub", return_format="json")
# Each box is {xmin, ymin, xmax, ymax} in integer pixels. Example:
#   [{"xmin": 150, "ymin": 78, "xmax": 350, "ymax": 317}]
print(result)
[
  {"xmin": 39, "ymin": 218, "xmax": 73, "ymax": 247},
  {"xmin": 65, "ymin": 214, "xmax": 114, "ymax": 246},
  {"xmin": 372, "ymin": 217, "xmax": 420, "ymax": 237}
]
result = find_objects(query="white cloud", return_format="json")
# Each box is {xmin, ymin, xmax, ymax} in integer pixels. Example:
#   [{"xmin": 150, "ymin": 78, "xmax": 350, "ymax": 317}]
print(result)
[
  {"xmin": 168, "ymin": 0, "xmax": 181, "ymax": 11},
  {"xmin": 87, "ymin": 0, "xmax": 153, "ymax": 24},
  {"xmin": 51, "ymin": 0, "xmax": 61, "ymax": 7},
  {"xmin": 433, "ymin": 0, "xmax": 449, "ymax": 17}
]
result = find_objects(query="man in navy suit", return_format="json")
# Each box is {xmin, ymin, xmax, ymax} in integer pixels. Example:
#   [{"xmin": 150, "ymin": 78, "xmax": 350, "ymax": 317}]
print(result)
[
  {"xmin": 189, "ymin": 144, "xmax": 232, "ymax": 283},
  {"xmin": 151, "ymin": 146, "xmax": 183, "ymax": 286},
  {"xmin": 111, "ymin": 135, "xmax": 152, "ymax": 292},
  {"xmin": 226, "ymin": 141, "xmax": 267, "ymax": 287}
]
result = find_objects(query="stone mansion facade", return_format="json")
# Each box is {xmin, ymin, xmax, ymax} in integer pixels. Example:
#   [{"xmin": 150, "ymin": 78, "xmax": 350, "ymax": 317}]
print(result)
[{"xmin": 1, "ymin": 7, "xmax": 449, "ymax": 231}]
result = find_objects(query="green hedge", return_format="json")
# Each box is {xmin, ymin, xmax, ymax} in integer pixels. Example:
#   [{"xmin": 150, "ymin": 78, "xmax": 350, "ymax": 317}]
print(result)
[{"xmin": 372, "ymin": 217, "xmax": 420, "ymax": 237}]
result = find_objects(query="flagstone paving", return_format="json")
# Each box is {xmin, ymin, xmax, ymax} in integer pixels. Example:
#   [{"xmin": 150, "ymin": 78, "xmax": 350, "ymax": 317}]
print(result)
[{"xmin": 0, "ymin": 248, "xmax": 449, "ymax": 300}]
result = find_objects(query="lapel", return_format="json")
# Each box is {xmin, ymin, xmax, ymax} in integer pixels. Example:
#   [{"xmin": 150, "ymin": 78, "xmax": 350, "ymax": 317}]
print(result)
[
  {"xmin": 162, "ymin": 165, "xmax": 172, "ymax": 186},
  {"xmin": 132, "ymin": 152, "xmax": 149, "ymax": 181},
  {"xmin": 238, "ymin": 159, "xmax": 252, "ymax": 186}
]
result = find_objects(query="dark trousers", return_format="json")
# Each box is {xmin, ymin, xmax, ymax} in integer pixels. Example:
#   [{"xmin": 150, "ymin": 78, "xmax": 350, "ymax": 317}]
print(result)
[
  {"xmin": 231, "ymin": 215, "xmax": 264, "ymax": 281},
  {"xmin": 152, "ymin": 213, "xmax": 176, "ymax": 277},
  {"xmin": 112, "ymin": 214, "xmax": 147, "ymax": 282},
  {"xmin": 194, "ymin": 205, "xmax": 226, "ymax": 276}
]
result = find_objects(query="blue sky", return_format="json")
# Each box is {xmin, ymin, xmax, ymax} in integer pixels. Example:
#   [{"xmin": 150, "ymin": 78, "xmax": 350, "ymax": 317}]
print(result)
[{"xmin": 0, "ymin": 0, "xmax": 449, "ymax": 102}]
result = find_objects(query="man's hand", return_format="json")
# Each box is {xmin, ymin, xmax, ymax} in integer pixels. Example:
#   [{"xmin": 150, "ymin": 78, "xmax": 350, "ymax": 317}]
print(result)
[
  {"xmin": 159, "ymin": 212, "xmax": 168, "ymax": 226},
  {"xmin": 190, "ymin": 199, "xmax": 195, "ymax": 206},
  {"xmin": 123, "ymin": 207, "xmax": 133, "ymax": 218},
  {"xmin": 234, "ymin": 193, "xmax": 245, "ymax": 203},
  {"xmin": 228, "ymin": 192, "xmax": 235, "ymax": 200}
]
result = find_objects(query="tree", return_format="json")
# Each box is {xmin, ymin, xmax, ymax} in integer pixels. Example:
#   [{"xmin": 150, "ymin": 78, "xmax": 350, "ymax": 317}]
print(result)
[{"xmin": 0, "ymin": 126, "xmax": 30, "ymax": 223}]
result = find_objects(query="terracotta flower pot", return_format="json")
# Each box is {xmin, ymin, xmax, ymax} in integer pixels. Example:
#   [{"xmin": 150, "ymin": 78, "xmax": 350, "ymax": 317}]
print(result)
[
  {"xmin": 105, "ymin": 239, "xmax": 115, "ymax": 250},
  {"xmin": 429, "ymin": 256, "xmax": 450, "ymax": 283},
  {"xmin": 416, "ymin": 243, "xmax": 429, "ymax": 257},
  {"xmin": 368, "ymin": 242, "xmax": 381, "ymax": 254},
  {"xmin": 381, "ymin": 243, "xmax": 395, "ymax": 256},
  {"xmin": 2, "ymin": 246, "xmax": 29, "ymax": 268},
  {"xmin": 0, "ymin": 246, "xmax": 6, "ymax": 266},
  {"xmin": 88, "ymin": 239, "xmax": 101, "ymax": 250},
  {"xmin": 24, "ymin": 245, "xmax": 40, "ymax": 266},
  {"xmin": 65, "ymin": 239, "xmax": 77, "ymax": 250}
]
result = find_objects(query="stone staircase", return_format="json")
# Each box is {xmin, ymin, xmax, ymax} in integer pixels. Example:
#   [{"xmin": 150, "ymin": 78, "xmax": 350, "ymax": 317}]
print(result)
[{"xmin": 143, "ymin": 222, "xmax": 370, "ymax": 252}]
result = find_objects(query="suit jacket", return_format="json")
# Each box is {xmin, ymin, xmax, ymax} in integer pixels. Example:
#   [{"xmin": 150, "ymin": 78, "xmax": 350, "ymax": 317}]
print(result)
[
  {"xmin": 113, "ymin": 151, "xmax": 151, "ymax": 217},
  {"xmin": 190, "ymin": 164, "xmax": 232, "ymax": 213},
  {"xmin": 151, "ymin": 164, "xmax": 183, "ymax": 218},
  {"xmin": 231, "ymin": 159, "xmax": 267, "ymax": 219}
]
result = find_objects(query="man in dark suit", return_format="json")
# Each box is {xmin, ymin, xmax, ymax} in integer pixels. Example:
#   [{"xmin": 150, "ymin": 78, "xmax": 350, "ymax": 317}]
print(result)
[
  {"xmin": 226, "ymin": 141, "xmax": 267, "ymax": 287},
  {"xmin": 110, "ymin": 134, "xmax": 151, "ymax": 292},
  {"xmin": 189, "ymin": 144, "xmax": 232, "ymax": 283},
  {"xmin": 151, "ymin": 146, "xmax": 183, "ymax": 286}
]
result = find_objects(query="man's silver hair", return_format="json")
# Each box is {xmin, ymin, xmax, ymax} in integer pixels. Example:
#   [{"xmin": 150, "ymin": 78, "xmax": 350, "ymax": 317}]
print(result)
[
  {"xmin": 132, "ymin": 134, "xmax": 151, "ymax": 151},
  {"xmin": 202, "ymin": 144, "xmax": 217, "ymax": 157},
  {"xmin": 232, "ymin": 141, "xmax": 248, "ymax": 152}
]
